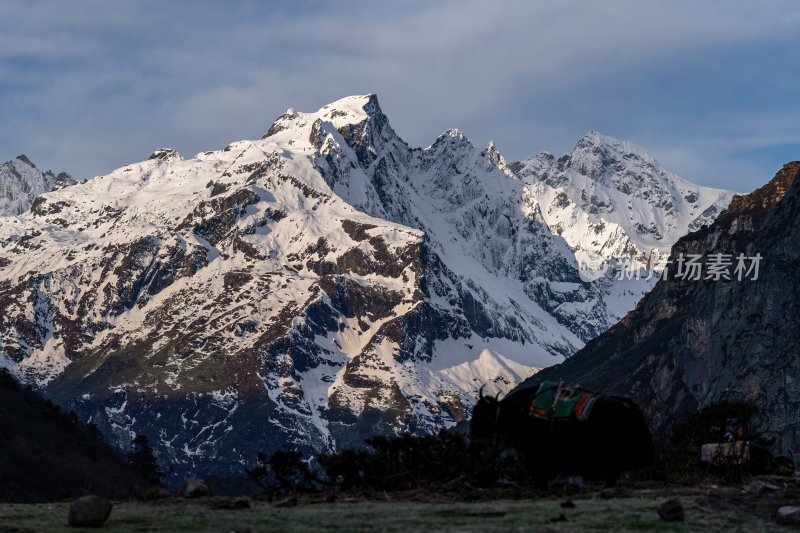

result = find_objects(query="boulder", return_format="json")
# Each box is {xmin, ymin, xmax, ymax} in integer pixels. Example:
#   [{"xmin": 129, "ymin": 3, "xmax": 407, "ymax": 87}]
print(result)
[
  {"xmin": 68, "ymin": 495, "xmax": 112, "ymax": 527},
  {"xmin": 657, "ymin": 498, "xmax": 684, "ymax": 521},
  {"xmin": 177, "ymin": 478, "xmax": 211, "ymax": 498},
  {"xmin": 746, "ymin": 480, "xmax": 779, "ymax": 495},
  {"xmin": 776, "ymin": 506, "xmax": 800, "ymax": 525}
]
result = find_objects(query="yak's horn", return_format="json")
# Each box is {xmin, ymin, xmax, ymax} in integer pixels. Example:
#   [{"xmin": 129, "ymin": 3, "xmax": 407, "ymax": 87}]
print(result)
[{"xmin": 479, "ymin": 384, "xmax": 485, "ymax": 400}]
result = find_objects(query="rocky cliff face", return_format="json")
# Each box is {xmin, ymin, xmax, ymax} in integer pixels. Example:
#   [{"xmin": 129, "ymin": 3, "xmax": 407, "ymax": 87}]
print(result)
[
  {"xmin": 0, "ymin": 155, "xmax": 73, "ymax": 217},
  {"xmin": 0, "ymin": 95, "xmax": 730, "ymax": 481},
  {"xmin": 525, "ymin": 162, "xmax": 800, "ymax": 464}
]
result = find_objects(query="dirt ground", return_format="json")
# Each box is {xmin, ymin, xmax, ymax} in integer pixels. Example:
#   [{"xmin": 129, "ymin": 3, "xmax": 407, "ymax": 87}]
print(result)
[{"xmin": 1, "ymin": 476, "xmax": 799, "ymax": 532}]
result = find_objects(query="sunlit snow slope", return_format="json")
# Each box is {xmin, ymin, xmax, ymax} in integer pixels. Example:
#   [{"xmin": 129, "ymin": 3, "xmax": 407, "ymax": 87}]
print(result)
[{"xmin": 511, "ymin": 131, "xmax": 735, "ymax": 269}]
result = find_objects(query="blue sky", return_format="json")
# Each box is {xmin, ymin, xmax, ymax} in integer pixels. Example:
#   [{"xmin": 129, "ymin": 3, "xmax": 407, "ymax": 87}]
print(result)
[{"xmin": 1, "ymin": 1, "xmax": 798, "ymax": 192}]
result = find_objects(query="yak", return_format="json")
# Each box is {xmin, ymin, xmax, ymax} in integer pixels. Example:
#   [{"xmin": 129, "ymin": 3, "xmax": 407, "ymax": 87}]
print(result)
[{"xmin": 470, "ymin": 381, "xmax": 654, "ymax": 487}]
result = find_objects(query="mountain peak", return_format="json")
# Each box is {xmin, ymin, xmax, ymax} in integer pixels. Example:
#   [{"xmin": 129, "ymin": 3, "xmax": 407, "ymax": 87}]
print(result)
[
  {"xmin": 573, "ymin": 131, "xmax": 658, "ymax": 168},
  {"xmin": 263, "ymin": 94, "xmax": 386, "ymax": 141},
  {"xmin": 577, "ymin": 130, "xmax": 623, "ymax": 144},
  {"xmin": 483, "ymin": 141, "xmax": 507, "ymax": 170},
  {"xmin": 576, "ymin": 130, "xmax": 630, "ymax": 150},
  {"xmin": 0, "ymin": 156, "xmax": 72, "ymax": 216},
  {"xmin": 511, "ymin": 130, "xmax": 736, "ymax": 272},
  {"xmin": 15, "ymin": 154, "xmax": 35, "ymax": 168},
  {"xmin": 442, "ymin": 128, "xmax": 467, "ymax": 140},
  {"xmin": 318, "ymin": 93, "xmax": 382, "ymax": 123},
  {"xmin": 713, "ymin": 160, "xmax": 800, "ymax": 230},
  {"xmin": 148, "ymin": 148, "xmax": 181, "ymax": 161},
  {"xmin": 426, "ymin": 129, "xmax": 472, "ymax": 154},
  {"xmin": 434, "ymin": 128, "xmax": 469, "ymax": 143}
]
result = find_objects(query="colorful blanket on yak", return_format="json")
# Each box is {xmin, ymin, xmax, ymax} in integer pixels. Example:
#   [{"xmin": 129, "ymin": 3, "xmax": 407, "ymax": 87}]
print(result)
[{"xmin": 529, "ymin": 380, "xmax": 598, "ymax": 422}]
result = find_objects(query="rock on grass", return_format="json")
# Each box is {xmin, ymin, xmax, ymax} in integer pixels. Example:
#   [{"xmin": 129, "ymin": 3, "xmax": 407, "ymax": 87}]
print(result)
[
  {"xmin": 68, "ymin": 495, "xmax": 112, "ymax": 527},
  {"xmin": 657, "ymin": 498, "xmax": 684, "ymax": 521},
  {"xmin": 776, "ymin": 506, "xmax": 800, "ymax": 525}
]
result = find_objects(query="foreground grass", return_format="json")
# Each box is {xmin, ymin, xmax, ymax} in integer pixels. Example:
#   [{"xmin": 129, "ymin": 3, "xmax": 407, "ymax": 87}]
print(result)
[{"xmin": 1, "ymin": 489, "xmax": 794, "ymax": 533}]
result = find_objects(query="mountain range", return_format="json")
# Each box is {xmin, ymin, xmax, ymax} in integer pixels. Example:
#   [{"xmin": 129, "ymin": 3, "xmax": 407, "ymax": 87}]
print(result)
[{"xmin": 0, "ymin": 94, "xmax": 734, "ymax": 480}]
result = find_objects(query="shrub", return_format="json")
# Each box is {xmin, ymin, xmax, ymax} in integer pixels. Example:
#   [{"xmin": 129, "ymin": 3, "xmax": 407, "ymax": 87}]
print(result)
[
  {"xmin": 652, "ymin": 400, "xmax": 774, "ymax": 485},
  {"xmin": 246, "ymin": 449, "xmax": 319, "ymax": 492}
]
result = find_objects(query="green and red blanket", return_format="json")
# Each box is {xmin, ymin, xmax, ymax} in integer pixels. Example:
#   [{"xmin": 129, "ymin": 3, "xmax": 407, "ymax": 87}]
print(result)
[{"xmin": 528, "ymin": 380, "xmax": 598, "ymax": 421}]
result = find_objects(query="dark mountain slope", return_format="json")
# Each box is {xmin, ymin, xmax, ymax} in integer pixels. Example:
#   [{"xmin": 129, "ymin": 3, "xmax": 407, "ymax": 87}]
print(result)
[
  {"xmin": 523, "ymin": 162, "xmax": 800, "ymax": 463},
  {"xmin": 0, "ymin": 369, "xmax": 144, "ymax": 502}
]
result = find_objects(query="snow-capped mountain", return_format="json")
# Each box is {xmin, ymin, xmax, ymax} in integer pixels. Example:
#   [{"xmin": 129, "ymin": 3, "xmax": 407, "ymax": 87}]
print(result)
[
  {"xmin": 0, "ymin": 95, "xmax": 730, "ymax": 480},
  {"xmin": 510, "ymin": 132, "xmax": 736, "ymax": 269},
  {"xmin": 0, "ymin": 155, "xmax": 73, "ymax": 217}
]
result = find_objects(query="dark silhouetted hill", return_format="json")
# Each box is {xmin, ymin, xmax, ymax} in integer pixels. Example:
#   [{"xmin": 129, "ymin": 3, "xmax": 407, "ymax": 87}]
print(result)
[{"xmin": 0, "ymin": 368, "xmax": 144, "ymax": 502}]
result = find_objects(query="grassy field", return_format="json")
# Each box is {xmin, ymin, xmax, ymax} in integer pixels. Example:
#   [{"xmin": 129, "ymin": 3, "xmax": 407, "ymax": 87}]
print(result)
[{"xmin": 1, "ymin": 487, "xmax": 797, "ymax": 533}]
